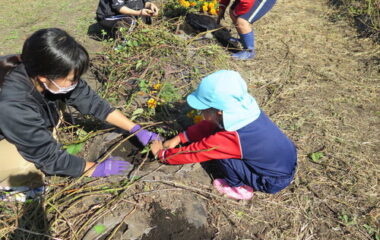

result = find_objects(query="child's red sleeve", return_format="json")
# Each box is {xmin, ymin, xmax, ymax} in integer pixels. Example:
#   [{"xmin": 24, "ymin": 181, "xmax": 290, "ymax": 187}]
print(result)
[
  {"xmin": 158, "ymin": 131, "xmax": 242, "ymax": 165},
  {"xmin": 178, "ymin": 120, "xmax": 220, "ymax": 144},
  {"xmin": 233, "ymin": 0, "xmax": 255, "ymax": 16}
]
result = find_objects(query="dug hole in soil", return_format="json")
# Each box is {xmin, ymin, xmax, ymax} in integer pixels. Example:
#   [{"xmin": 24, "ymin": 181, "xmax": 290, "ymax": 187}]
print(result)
[{"xmin": 81, "ymin": 134, "xmax": 221, "ymax": 240}]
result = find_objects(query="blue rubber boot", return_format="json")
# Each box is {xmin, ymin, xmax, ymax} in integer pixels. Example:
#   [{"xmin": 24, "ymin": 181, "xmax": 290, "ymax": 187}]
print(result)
[{"xmin": 232, "ymin": 31, "xmax": 255, "ymax": 60}]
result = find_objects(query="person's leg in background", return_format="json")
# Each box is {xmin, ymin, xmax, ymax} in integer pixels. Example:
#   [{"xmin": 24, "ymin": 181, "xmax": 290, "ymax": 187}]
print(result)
[{"xmin": 230, "ymin": 0, "xmax": 277, "ymax": 60}]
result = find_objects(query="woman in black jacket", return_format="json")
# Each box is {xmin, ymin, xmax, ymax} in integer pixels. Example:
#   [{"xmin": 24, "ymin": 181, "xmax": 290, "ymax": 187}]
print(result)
[
  {"xmin": 96, "ymin": 0, "xmax": 159, "ymax": 35},
  {"xmin": 0, "ymin": 28, "xmax": 158, "ymax": 190}
]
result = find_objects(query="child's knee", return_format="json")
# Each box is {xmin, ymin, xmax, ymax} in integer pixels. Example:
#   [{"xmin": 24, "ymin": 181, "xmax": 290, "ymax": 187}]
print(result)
[
  {"xmin": 261, "ymin": 175, "xmax": 294, "ymax": 194},
  {"xmin": 235, "ymin": 17, "xmax": 250, "ymax": 29}
]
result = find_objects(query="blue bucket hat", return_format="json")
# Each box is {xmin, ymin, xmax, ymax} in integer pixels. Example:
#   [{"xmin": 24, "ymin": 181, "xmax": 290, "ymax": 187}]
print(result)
[{"xmin": 187, "ymin": 70, "xmax": 261, "ymax": 131}]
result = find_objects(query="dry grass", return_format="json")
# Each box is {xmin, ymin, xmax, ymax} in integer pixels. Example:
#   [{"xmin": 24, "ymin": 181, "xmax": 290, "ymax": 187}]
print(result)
[{"xmin": 329, "ymin": 0, "xmax": 380, "ymax": 41}]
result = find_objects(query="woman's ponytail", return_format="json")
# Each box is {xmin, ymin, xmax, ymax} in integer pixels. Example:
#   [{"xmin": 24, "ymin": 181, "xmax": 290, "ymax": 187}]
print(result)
[{"xmin": 0, "ymin": 55, "xmax": 21, "ymax": 87}]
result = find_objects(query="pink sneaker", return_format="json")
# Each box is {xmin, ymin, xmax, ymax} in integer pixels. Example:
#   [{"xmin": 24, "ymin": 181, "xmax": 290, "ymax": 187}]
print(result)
[{"xmin": 213, "ymin": 179, "xmax": 254, "ymax": 200}]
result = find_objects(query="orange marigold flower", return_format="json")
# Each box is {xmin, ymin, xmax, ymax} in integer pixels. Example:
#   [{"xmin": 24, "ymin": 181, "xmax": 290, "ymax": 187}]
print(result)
[
  {"xmin": 193, "ymin": 115, "xmax": 203, "ymax": 124},
  {"xmin": 147, "ymin": 98, "xmax": 157, "ymax": 109},
  {"xmin": 208, "ymin": 2, "xmax": 215, "ymax": 8},
  {"xmin": 190, "ymin": 1, "xmax": 197, "ymax": 6}
]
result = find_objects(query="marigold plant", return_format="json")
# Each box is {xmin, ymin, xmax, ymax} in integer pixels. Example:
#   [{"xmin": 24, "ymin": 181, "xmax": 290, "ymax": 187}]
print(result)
[
  {"xmin": 153, "ymin": 83, "xmax": 162, "ymax": 90},
  {"xmin": 178, "ymin": 0, "xmax": 219, "ymax": 15},
  {"xmin": 186, "ymin": 110, "xmax": 203, "ymax": 123},
  {"xmin": 147, "ymin": 98, "xmax": 158, "ymax": 109}
]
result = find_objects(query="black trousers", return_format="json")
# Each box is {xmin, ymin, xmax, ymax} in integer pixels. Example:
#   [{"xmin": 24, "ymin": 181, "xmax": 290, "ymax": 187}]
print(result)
[
  {"xmin": 98, "ymin": 16, "xmax": 136, "ymax": 34},
  {"xmin": 97, "ymin": 15, "xmax": 152, "ymax": 36}
]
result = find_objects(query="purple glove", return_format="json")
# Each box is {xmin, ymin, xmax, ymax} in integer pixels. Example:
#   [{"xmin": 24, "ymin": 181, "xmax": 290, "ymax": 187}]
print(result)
[
  {"xmin": 92, "ymin": 156, "xmax": 132, "ymax": 177},
  {"xmin": 130, "ymin": 124, "xmax": 160, "ymax": 146}
]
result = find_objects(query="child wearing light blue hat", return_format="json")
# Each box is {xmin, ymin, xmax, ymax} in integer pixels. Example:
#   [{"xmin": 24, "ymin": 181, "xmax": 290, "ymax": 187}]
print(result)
[{"xmin": 151, "ymin": 70, "xmax": 297, "ymax": 200}]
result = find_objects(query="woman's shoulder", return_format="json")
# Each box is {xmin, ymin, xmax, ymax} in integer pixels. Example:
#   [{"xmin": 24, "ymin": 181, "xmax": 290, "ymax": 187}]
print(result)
[{"xmin": 1, "ymin": 64, "xmax": 35, "ymax": 100}]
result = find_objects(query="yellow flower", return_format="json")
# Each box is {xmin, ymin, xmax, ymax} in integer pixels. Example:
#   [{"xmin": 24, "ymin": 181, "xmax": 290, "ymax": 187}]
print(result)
[
  {"xmin": 182, "ymin": 1, "xmax": 190, "ymax": 7},
  {"xmin": 147, "ymin": 98, "xmax": 157, "ymax": 109},
  {"xmin": 209, "ymin": 8, "xmax": 217, "ymax": 15},
  {"xmin": 193, "ymin": 115, "xmax": 203, "ymax": 124},
  {"xmin": 153, "ymin": 83, "xmax": 161, "ymax": 90},
  {"xmin": 208, "ymin": 2, "xmax": 215, "ymax": 8},
  {"xmin": 202, "ymin": 5, "xmax": 208, "ymax": 12}
]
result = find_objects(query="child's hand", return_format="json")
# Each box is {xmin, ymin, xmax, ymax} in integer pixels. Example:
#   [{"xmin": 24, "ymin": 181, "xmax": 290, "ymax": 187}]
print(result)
[
  {"xmin": 145, "ymin": 2, "xmax": 159, "ymax": 16},
  {"xmin": 163, "ymin": 135, "xmax": 181, "ymax": 149},
  {"xmin": 140, "ymin": 9, "xmax": 154, "ymax": 16},
  {"xmin": 150, "ymin": 140, "xmax": 164, "ymax": 158}
]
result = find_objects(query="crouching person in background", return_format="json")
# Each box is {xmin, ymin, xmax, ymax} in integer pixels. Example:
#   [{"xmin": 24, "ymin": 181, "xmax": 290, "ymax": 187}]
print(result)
[{"xmin": 96, "ymin": 0, "xmax": 159, "ymax": 36}]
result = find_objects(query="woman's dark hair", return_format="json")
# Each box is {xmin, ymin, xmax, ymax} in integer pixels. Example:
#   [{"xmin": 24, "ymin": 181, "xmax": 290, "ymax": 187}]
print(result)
[
  {"xmin": 0, "ymin": 28, "xmax": 89, "ymax": 86},
  {"xmin": 0, "ymin": 55, "xmax": 21, "ymax": 87},
  {"xmin": 22, "ymin": 28, "xmax": 89, "ymax": 82}
]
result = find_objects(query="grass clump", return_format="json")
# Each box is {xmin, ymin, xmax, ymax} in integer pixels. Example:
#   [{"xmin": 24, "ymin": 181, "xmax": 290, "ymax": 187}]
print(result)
[{"xmin": 329, "ymin": 0, "xmax": 380, "ymax": 41}]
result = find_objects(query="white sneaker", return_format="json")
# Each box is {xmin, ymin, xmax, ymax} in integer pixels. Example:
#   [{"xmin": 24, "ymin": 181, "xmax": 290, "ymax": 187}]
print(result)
[{"xmin": 0, "ymin": 186, "xmax": 46, "ymax": 202}]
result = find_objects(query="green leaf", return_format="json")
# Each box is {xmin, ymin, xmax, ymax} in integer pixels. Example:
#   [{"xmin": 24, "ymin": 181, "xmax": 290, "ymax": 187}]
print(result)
[
  {"xmin": 140, "ymin": 146, "xmax": 149, "ymax": 154},
  {"xmin": 93, "ymin": 224, "xmax": 107, "ymax": 234},
  {"xmin": 309, "ymin": 152, "xmax": 324, "ymax": 162},
  {"xmin": 135, "ymin": 60, "xmax": 143, "ymax": 70},
  {"xmin": 66, "ymin": 143, "xmax": 84, "ymax": 155},
  {"xmin": 132, "ymin": 108, "xmax": 144, "ymax": 115},
  {"xmin": 126, "ymin": 40, "xmax": 133, "ymax": 47},
  {"xmin": 235, "ymin": 211, "xmax": 245, "ymax": 217},
  {"xmin": 131, "ymin": 108, "xmax": 144, "ymax": 120},
  {"xmin": 76, "ymin": 129, "xmax": 88, "ymax": 138}
]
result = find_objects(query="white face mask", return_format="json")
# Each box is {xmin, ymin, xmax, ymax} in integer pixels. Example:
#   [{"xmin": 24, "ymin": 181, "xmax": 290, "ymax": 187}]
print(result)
[{"xmin": 43, "ymin": 80, "xmax": 77, "ymax": 94}]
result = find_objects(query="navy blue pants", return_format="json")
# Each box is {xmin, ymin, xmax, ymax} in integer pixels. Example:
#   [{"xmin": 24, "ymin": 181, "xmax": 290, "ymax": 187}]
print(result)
[
  {"xmin": 231, "ymin": 0, "xmax": 277, "ymax": 24},
  {"xmin": 218, "ymin": 158, "xmax": 295, "ymax": 194}
]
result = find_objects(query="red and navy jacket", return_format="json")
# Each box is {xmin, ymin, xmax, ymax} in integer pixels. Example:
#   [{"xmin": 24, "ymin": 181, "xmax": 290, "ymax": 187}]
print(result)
[
  {"xmin": 219, "ymin": 0, "xmax": 255, "ymax": 16},
  {"xmin": 158, "ymin": 111, "xmax": 297, "ymax": 177}
]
